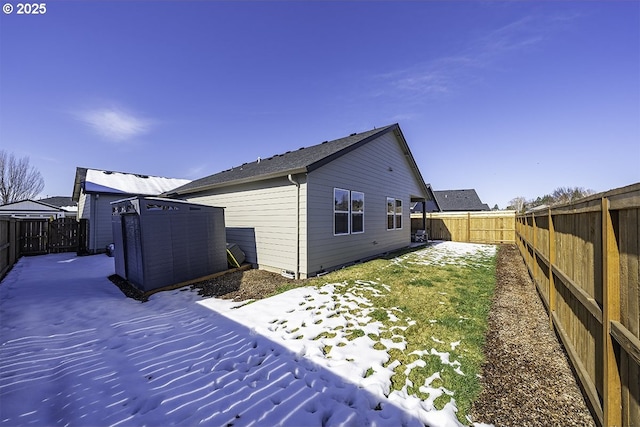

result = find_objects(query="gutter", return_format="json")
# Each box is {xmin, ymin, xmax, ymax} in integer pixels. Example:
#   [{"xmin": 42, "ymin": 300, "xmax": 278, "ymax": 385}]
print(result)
[{"xmin": 287, "ymin": 174, "xmax": 300, "ymax": 280}]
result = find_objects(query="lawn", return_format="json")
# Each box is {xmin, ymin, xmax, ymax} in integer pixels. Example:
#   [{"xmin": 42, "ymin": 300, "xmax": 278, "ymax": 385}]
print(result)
[
  {"xmin": 209, "ymin": 241, "xmax": 498, "ymax": 424},
  {"xmin": 312, "ymin": 242, "xmax": 497, "ymax": 423}
]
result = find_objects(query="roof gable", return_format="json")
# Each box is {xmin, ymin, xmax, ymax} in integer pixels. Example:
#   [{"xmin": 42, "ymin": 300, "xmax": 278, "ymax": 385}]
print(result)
[
  {"xmin": 434, "ymin": 189, "xmax": 490, "ymax": 211},
  {"xmin": 0, "ymin": 199, "xmax": 65, "ymax": 212},
  {"xmin": 167, "ymin": 124, "xmax": 430, "ymax": 197},
  {"xmin": 72, "ymin": 168, "xmax": 191, "ymax": 201}
]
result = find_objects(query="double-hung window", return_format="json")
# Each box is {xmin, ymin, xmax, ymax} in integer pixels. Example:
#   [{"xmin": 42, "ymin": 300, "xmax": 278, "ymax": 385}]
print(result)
[
  {"xmin": 351, "ymin": 191, "xmax": 364, "ymax": 234},
  {"xmin": 387, "ymin": 197, "xmax": 402, "ymax": 230},
  {"xmin": 334, "ymin": 188, "xmax": 350, "ymax": 235},
  {"xmin": 334, "ymin": 188, "xmax": 364, "ymax": 235}
]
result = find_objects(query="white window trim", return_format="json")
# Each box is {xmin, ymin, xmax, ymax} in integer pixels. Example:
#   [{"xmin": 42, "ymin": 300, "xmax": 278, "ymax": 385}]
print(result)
[
  {"xmin": 334, "ymin": 188, "xmax": 365, "ymax": 236},
  {"xmin": 387, "ymin": 197, "xmax": 403, "ymax": 230},
  {"xmin": 387, "ymin": 197, "xmax": 395, "ymax": 230},
  {"xmin": 334, "ymin": 188, "xmax": 350, "ymax": 236},
  {"xmin": 351, "ymin": 191, "xmax": 365, "ymax": 234}
]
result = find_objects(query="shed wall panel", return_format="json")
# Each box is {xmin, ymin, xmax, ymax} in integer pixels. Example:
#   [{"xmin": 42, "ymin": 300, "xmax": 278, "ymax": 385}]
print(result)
[{"xmin": 112, "ymin": 198, "xmax": 226, "ymax": 291}]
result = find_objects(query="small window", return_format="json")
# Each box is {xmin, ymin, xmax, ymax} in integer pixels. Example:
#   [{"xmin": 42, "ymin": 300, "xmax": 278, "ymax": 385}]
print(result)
[
  {"xmin": 387, "ymin": 197, "xmax": 402, "ymax": 230},
  {"xmin": 387, "ymin": 197, "xmax": 395, "ymax": 230},
  {"xmin": 351, "ymin": 191, "xmax": 364, "ymax": 234},
  {"xmin": 395, "ymin": 199, "xmax": 402, "ymax": 229},
  {"xmin": 334, "ymin": 188, "xmax": 350, "ymax": 235}
]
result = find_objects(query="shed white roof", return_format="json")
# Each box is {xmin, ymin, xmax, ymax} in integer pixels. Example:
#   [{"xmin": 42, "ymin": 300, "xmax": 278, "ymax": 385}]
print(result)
[{"xmin": 83, "ymin": 169, "xmax": 191, "ymax": 196}]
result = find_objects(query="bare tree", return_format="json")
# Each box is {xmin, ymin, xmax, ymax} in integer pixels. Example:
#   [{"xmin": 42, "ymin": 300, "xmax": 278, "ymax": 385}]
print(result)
[
  {"xmin": 552, "ymin": 186, "xmax": 595, "ymax": 205},
  {"xmin": 508, "ymin": 196, "xmax": 527, "ymax": 213},
  {"xmin": 0, "ymin": 150, "xmax": 45, "ymax": 205}
]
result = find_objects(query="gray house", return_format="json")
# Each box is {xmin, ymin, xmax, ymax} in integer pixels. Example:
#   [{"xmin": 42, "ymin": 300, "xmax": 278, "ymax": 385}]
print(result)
[
  {"xmin": 72, "ymin": 167, "xmax": 191, "ymax": 253},
  {"xmin": 0, "ymin": 199, "xmax": 71, "ymax": 219},
  {"xmin": 166, "ymin": 123, "xmax": 435, "ymax": 279}
]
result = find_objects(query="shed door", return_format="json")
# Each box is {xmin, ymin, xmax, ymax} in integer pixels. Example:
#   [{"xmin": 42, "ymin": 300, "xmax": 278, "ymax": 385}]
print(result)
[{"xmin": 123, "ymin": 214, "xmax": 144, "ymax": 287}]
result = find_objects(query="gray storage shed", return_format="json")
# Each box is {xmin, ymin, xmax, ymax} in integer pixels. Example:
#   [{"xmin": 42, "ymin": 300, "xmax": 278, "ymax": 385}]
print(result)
[{"xmin": 111, "ymin": 196, "xmax": 227, "ymax": 292}]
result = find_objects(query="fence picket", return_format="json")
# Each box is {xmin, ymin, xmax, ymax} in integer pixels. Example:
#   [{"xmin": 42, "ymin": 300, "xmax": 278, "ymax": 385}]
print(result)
[
  {"xmin": 0, "ymin": 218, "xmax": 89, "ymax": 281},
  {"xmin": 516, "ymin": 183, "xmax": 640, "ymax": 427}
]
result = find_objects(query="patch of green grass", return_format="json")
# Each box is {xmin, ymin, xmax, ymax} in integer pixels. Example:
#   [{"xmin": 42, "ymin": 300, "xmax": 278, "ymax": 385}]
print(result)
[
  {"xmin": 307, "ymin": 243, "xmax": 497, "ymax": 423},
  {"xmin": 370, "ymin": 308, "xmax": 389, "ymax": 322},
  {"xmin": 275, "ymin": 282, "xmax": 302, "ymax": 295},
  {"xmin": 410, "ymin": 278, "xmax": 435, "ymax": 287},
  {"xmin": 373, "ymin": 342, "xmax": 386, "ymax": 351},
  {"xmin": 345, "ymin": 329, "xmax": 365, "ymax": 340}
]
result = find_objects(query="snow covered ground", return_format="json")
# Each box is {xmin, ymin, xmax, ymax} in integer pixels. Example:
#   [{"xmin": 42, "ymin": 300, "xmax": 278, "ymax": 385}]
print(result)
[{"xmin": 0, "ymin": 242, "xmax": 495, "ymax": 427}]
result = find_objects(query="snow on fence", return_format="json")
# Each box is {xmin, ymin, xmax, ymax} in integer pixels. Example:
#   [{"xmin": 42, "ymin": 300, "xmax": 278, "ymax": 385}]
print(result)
[
  {"xmin": 516, "ymin": 182, "xmax": 640, "ymax": 427},
  {"xmin": 411, "ymin": 210, "xmax": 516, "ymax": 244}
]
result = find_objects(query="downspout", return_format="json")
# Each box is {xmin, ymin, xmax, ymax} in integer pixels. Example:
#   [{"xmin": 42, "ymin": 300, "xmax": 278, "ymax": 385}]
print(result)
[{"xmin": 287, "ymin": 174, "xmax": 300, "ymax": 280}]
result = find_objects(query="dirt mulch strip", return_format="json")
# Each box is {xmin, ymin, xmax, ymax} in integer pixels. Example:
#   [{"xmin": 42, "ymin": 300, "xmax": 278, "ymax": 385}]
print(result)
[
  {"xmin": 189, "ymin": 269, "xmax": 307, "ymax": 301},
  {"xmin": 110, "ymin": 269, "xmax": 304, "ymax": 303},
  {"xmin": 470, "ymin": 244, "xmax": 595, "ymax": 427}
]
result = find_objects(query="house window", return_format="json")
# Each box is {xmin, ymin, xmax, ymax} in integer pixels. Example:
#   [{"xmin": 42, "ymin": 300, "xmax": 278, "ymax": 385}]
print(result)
[
  {"xmin": 334, "ymin": 188, "xmax": 350, "ymax": 235},
  {"xmin": 387, "ymin": 197, "xmax": 403, "ymax": 230},
  {"xmin": 351, "ymin": 191, "xmax": 364, "ymax": 234},
  {"xmin": 334, "ymin": 188, "xmax": 365, "ymax": 235}
]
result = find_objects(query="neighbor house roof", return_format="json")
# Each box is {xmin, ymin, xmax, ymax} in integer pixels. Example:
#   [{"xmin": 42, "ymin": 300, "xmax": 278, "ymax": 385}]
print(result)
[
  {"xmin": 72, "ymin": 168, "xmax": 191, "ymax": 202},
  {"xmin": 411, "ymin": 200, "xmax": 440, "ymax": 213},
  {"xmin": 0, "ymin": 199, "xmax": 66, "ymax": 213},
  {"xmin": 433, "ymin": 189, "xmax": 490, "ymax": 211},
  {"xmin": 166, "ymin": 124, "xmax": 434, "ymax": 200},
  {"xmin": 38, "ymin": 196, "xmax": 77, "ymax": 212}
]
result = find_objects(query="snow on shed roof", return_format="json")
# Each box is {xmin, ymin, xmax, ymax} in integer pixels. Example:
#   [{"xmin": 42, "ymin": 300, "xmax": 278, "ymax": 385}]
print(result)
[{"xmin": 72, "ymin": 167, "xmax": 191, "ymax": 201}]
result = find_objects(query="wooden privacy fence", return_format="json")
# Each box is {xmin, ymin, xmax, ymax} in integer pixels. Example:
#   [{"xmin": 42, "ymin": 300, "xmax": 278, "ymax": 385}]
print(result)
[
  {"xmin": 0, "ymin": 218, "xmax": 19, "ymax": 280},
  {"xmin": 0, "ymin": 217, "xmax": 88, "ymax": 281},
  {"xmin": 516, "ymin": 183, "xmax": 640, "ymax": 427},
  {"xmin": 411, "ymin": 210, "xmax": 516, "ymax": 244}
]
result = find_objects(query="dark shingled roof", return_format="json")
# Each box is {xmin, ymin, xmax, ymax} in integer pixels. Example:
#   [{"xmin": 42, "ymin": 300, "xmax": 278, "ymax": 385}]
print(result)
[
  {"xmin": 167, "ymin": 124, "xmax": 422, "ymax": 196},
  {"xmin": 37, "ymin": 196, "xmax": 76, "ymax": 208},
  {"xmin": 434, "ymin": 189, "xmax": 490, "ymax": 211}
]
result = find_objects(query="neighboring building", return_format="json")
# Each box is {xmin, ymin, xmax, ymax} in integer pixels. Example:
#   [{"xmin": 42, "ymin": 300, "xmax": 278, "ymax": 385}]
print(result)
[
  {"xmin": 165, "ymin": 123, "xmax": 435, "ymax": 279},
  {"xmin": 0, "ymin": 199, "xmax": 70, "ymax": 219},
  {"xmin": 72, "ymin": 167, "xmax": 191, "ymax": 253},
  {"xmin": 411, "ymin": 199, "xmax": 440, "ymax": 213},
  {"xmin": 431, "ymin": 189, "xmax": 490, "ymax": 212},
  {"xmin": 38, "ymin": 196, "xmax": 78, "ymax": 218}
]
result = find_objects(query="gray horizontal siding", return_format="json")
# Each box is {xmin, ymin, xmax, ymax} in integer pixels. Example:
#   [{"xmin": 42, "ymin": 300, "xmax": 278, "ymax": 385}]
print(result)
[
  {"xmin": 89, "ymin": 194, "xmax": 122, "ymax": 253},
  {"xmin": 306, "ymin": 132, "xmax": 425, "ymax": 274},
  {"xmin": 78, "ymin": 193, "xmax": 90, "ymax": 220},
  {"xmin": 185, "ymin": 176, "xmax": 307, "ymax": 274}
]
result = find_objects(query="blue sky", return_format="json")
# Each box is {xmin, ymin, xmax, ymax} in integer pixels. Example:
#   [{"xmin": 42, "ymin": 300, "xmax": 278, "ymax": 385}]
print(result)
[{"xmin": 1, "ymin": 1, "xmax": 638, "ymax": 209}]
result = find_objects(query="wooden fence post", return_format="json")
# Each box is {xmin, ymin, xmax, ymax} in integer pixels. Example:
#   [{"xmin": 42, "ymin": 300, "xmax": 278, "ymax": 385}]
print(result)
[
  {"xmin": 9, "ymin": 218, "xmax": 18, "ymax": 263},
  {"xmin": 466, "ymin": 212, "xmax": 471, "ymax": 242},
  {"xmin": 532, "ymin": 213, "xmax": 538, "ymax": 294},
  {"xmin": 548, "ymin": 208, "xmax": 556, "ymax": 330},
  {"xmin": 602, "ymin": 197, "xmax": 622, "ymax": 426}
]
